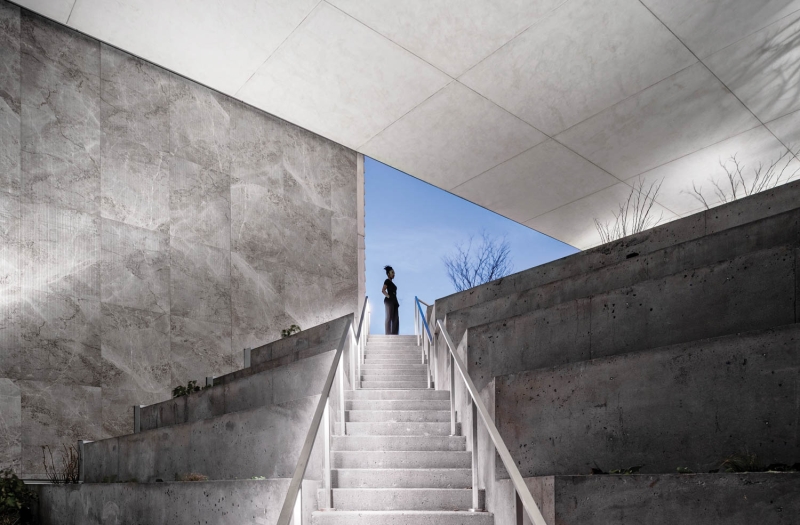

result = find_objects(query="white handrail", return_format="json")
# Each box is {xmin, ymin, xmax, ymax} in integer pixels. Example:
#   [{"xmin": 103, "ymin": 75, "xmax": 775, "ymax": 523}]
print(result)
[
  {"xmin": 437, "ymin": 319, "xmax": 547, "ymax": 525},
  {"xmin": 276, "ymin": 298, "xmax": 370, "ymax": 525}
]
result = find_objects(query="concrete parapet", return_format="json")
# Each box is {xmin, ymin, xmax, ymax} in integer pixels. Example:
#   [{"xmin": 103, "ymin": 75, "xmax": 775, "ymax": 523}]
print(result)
[
  {"xmin": 489, "ymin": 473, "xmax": 799, "ymax": 525},
  {"xmin": 493, "ymin": 324, "xmax": 800, "ymax": 478},
  {"xmin": 466, "ymin": 243, "xmax": 797, "ymax": 390},
  {"xmin": 250, "ymin": 314, "xmax": 351, "ymax": 367},
  {"xmin": 435, "ymin": 179, "xmax": 800, "ymax": 321},
  {"xmin": 36, "ymin": 478, "xmax": 320, "ymax": 525}
]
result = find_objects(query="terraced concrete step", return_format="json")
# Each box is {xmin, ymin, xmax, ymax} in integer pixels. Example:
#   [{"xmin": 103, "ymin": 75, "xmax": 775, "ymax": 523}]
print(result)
[
  {"xmin": 361, "ymin": 372, "xmax": 428, "ymax": 380},
  {"xmin": 334, "ymin": 451, "xmax": 470, "ymax": 469},
  {"xmin": 364, "ymin": 358, "xmax": 425, "ymax": 364},
  {"xmin": 347, "ymin": 399, "xmax": 450, "ymax": 411},
  {"xmin": 347, "ymin": 410, "xmax": 450, "ymax": 423},
  {"xmin": 345, "ymin": 422, "xmax": 458, "ymax": 436},
  {"xmin": 331, "ymin": 436, "xmax": 466, "ymax": 452},
  {"xmin": 325, "ymin": 488, "xmax": 479, "ymax": 511},
  {"xmin": 311, "ymin": 510, "xmax": 494, "ymax": 525},
  {"xmin": 333, "ymin": 468, "xmax": 472, "ymax": 488},
  {"xmin": 346, "ymin": 390, "xmax": 450, "ymax": 400},
  {"xmin": 365, "ymin": 349, "xmax": 422, "ymax": 355}
]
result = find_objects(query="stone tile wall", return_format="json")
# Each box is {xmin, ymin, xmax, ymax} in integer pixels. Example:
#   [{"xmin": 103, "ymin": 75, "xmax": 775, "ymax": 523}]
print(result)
[{"xmin": 0, "ymin": 2, "xmax": 360, "ymax": 478}]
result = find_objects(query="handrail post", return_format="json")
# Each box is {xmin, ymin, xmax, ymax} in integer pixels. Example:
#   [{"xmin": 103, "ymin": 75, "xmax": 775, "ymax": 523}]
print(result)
[
  {"xmin": 426, "ymin": 336, "xmax": 431, "ymax": 389},
  {"xmin": 293, "ymin": 487, "xmax": 302, "ymax": 525},
  {"xmin": 449, "ymin": 353, "xmax": 456, "ymax": 435},
  {"xmin": 338, "ymin": 358, "xmax": 346, "ymax": 436},
  {"xmin": 470, "ymin": 398, "xmax": 482, "ymax": 511},
  {"xmin": 515, "ymin": 490, "xmax": 524, "ymax": 525},
  {"xmin": 322, "ymin": 401, "xmax": 332, "ymax": 509}
]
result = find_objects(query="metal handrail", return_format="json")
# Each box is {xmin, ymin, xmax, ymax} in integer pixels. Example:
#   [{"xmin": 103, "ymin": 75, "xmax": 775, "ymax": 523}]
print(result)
[
  {"xmin": 276, "ymin": 298, "xmax": 370, "ymax": 525},
  {"xmin": 437, "ymin": 319, "xmax": 547, "ymax": 525},
  {"xmin": 414, "ymin": 297, "xmax": 434, "ymax": 388},
  {"xmin": 414, "ymin": 296, "xmax": 433, "ymax": 341}
]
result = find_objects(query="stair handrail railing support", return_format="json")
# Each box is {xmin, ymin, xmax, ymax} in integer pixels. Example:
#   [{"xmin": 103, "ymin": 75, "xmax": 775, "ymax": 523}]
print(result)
[
  {"xmin": 415, "ymin": 297, "xmax": 434, "ymax": 388},
  {"xmin": 276, "ymin": 297, "xmax": 370, "ymax": 525},
  {"xmin": 437, "ymin": 319, "xmax": 548, "ymax": 525}
]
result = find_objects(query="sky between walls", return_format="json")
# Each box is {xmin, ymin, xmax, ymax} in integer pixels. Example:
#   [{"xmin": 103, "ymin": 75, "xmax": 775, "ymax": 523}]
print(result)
[{"xmin": 364, "ymin": 157, "xmax": 578, "ymax": 335}]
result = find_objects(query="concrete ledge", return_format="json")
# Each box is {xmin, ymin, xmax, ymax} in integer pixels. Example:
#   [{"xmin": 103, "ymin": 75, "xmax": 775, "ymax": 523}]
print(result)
[
  {"xmin": 250, "ymin": 314, "xmax": 351, "ymax": 367},
  {"xmin": 435, "ymin": 178, "xmax": 800, "ymax": 320},
  {"xmin": 84, "ymin": 396, "xmax": 324, "ymax": 483},
  {"xmin": 466, "ymin": 243, "xmax": 797, "ymax": 391},
  {"xmin": 491, "ymin": 473, "xmax": 800, "ymax": 525},
  {"xmin": 494, "ymin": 323, "xmax": 800, "ymax": 477},
  {"xmin": 36, "ymin": 478, "xmax": 320, "ymax": 525}
]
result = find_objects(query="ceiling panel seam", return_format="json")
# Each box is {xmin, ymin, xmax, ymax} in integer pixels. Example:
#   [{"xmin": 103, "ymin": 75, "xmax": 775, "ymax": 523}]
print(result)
[
  {"xmin": 65, "ymin": 0, "xmax": 78, "ymax": 24},
  {"xmin": 636, "ymin": 0, "xmax": 800, "ymax": 164},
  {"xmin": 233, "ymin": 0, "xmax": 325, "ymax": 97}
]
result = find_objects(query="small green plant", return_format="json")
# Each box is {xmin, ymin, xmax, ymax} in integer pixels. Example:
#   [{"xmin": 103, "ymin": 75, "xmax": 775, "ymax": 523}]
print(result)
[
  {"xmin": 676, "ymin": 467, "xmax": 693, "ymax": 474},
  {"xmin": 172, "ymin": 380, "xmax": 201, "ymax": 398},
  {"xmin": 251, "ymin": 476, "xmax": 266, "ymax": 480},
  {"xmin": 716, "ymin": 452, "xmax": 799, "ymax": 473},
  {"xmin": 0, "ymin": 469, "xmax": 38, "ymax": 525},
  {"xmin": 281, "ymin": 325, "xmax": 301, "ymax": 338},
  {"xmin": 42, "ymin": 444, "xmax": 80, "ymax": 484},
  {"xmin": 175, "ymin": 472, "xmax": 208, "ymax": 482}
]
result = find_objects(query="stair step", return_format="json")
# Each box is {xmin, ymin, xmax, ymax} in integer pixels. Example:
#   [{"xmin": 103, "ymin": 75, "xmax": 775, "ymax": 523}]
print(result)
[
  {"xmin": 331, "ymin": 436, "xmax": 466, "ymax": 452},
  {"xmin": 361, "ymin": 369, "xmax": 427, "ymax": 377},
  {"xmin": 345, "ymin": 422, "xmax": 458, "ymax": 436},
  {"xmin": 346, "ymin": 390, "xmax": 450, "ymax": 400},
  {"xmin": 334, "ymin": 451, "xmax": 470, "ymax": 469},
  {"xmin": 360, "ymin": 364, "xmax": 427, "ymax": 371},
  {"xmin": 365, "ymin": 349, "xmax": 422, "ymax": 355},
  {"xmin": 360, "ymin": 381, "xmax": 430, "ymax": 389},
  {"xmin": 347, "ymin": 410, "xmax": 450, "ymax": 423},
  {"xmin": 311, "ymin": 510, "xmax": 494, "ymax": 525},
  {"xmin": 361, "ymin": 372, "xmax": 428, "ymax": 380},
  {"xmin": 364, "ymin": 358, "xmax": 425, "ymax": 364},
  {"xmin": 325, "ymin": 488, "xmax": 480, "ymax": 511},
  {"xmin": 347, "ymin": 400, "xmax": 450, "ymax": 411},
  {"xmin": 333, "ymin": 468, "xmax": 472, "ymax": 488}
]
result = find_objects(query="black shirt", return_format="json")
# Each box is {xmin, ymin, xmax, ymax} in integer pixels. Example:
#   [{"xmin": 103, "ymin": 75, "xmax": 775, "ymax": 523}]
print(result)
[{"xmin": 384, "ymin": 278, "xmax": 398, "ymax": 305}]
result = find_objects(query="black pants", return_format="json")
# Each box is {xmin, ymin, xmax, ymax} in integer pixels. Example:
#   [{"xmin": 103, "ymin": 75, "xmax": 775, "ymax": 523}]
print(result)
[{"xmin": 384, "ymin": 298, "xmax": 399, "ymax": 335}]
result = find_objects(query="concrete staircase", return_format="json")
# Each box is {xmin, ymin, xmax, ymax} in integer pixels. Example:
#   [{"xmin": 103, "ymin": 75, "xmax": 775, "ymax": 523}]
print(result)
[{"xmin": 313, "ymin": 334, "xmax": 492, "ymax": 525}]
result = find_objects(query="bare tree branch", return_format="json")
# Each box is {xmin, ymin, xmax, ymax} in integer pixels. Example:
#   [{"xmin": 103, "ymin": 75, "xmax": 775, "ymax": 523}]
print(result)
[
  {"xmin": 594, "ymin": 177, "xmax": 664, "ymax": 244},
  {"xmin": 685, "ymin": 149, "xmax": 800, "ymax": 209},
  {"xmin": 443, "ymin": 231, "xmax": 513, "ymax": 292}
]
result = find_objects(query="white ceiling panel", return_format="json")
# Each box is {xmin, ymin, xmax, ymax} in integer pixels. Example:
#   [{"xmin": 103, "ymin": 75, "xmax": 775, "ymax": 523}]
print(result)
[
  {"xmin": 556, "ymin": 63, "xmax": 761, "ymax": 180},
  {"xmin": 361, "ymin": 82, "xmax": 547, "ymax": 191},
  {"xmin": 459, "ymin": 0, "xmax": 696, "ymax": 136},
  {"xmin": 525, "ymin": 182, "xmax": 677, "ymax": 250},
  {"xmin": 236, "ymin": 2, "xmax": 451, "ymax": 150},
  {"xmin": 641, "ymin": 0, "xmax": 800, "ymax": 58},
  {"xmin": 452, "ymin": 140, "xmax": 619, "ymax": 223},
  {"xmin": 326, "ymin": 0, "xmax": 567, "ymax": 78},
  {"xmin": 69, "ymin": 0, "xmax": 321, "ymax": 96},
  {"xmin": 14, "ymin": 0, "xmax": 74, "ymax": 23},
  {"xmin": 629, "ymin": 125, "xmax": 790, "ymax": 216},
  {"xmin": 766, "ymin": 109, "xmax": 800, "ymax": 154},
  {"xmin": 705, "ymin": 11, "xmax": 800, "ymax": 123}
]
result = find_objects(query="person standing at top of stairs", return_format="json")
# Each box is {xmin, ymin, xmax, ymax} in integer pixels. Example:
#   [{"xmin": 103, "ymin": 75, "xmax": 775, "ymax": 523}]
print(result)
[{"xmin": 382, "ymin": 265, "xmax": 399, "ymax": 334}]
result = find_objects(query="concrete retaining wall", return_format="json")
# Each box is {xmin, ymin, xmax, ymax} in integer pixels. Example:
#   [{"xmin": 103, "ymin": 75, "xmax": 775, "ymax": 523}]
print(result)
[
  {"xmin": 36, "ymin": 479, "xmax": 320, "ymax": 525},
  {"xmin": 493, "ymin": 324, "xmax": 800, "ymax": 478},
  {"xmin": 487, "ymin": 474, "xmax": 800, "ymax": 525}
]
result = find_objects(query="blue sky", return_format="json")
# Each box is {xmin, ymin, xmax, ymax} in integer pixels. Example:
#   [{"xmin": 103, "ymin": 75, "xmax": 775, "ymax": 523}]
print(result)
[{"xmin": 364, "ymin": 157, "xmax": 578, "ymax": 335}]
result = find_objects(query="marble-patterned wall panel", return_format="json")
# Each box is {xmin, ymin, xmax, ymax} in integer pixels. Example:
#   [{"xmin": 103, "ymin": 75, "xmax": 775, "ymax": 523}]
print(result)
[
  {"xmin": 100, "ymin": 219, "xmax": 169, "ymax": 315},
  {"xmin": 0, "ymin": 287, "xmax": 20, "ymax": 378},
  {"xmin": 169, "ymin": 156, "xmax": 230, "ymax": 250},
  {"xmin": 100, "ymin": 303, "xmax": 169, "ymax": 393},
  {"xmin": 169, "ymin": 74, "xmax": 230, "ymax": 174},
  {"xmin": 100, "ymin": 44, "xmax": 169, "ymax": 234},
  {"xmin": 231, "ymin": 177, "xmax": 284, "ymax": 271},
  {"xmin": 170, "ymin": 314, "xmax": 234, "ymax": 387},
  {"xmin": 0, "ymin": 2, "xmax": 20, "ymax": 196},
  {"xmin": 0, "ymin": 378, "xmax": 21, "ymax": 471},
  {"xmin": 283, "ymin": 194, "xmax": 333, "ymax": 276},
  {"xmin": 282, "ymin": 123, "xmax": 336, "ymax": 210},
  {"xmin": 19, "ymin": 380, "xmax": 102, "ymax": 478},
  {"xmin": 102, "ymin": 388, "xmax": 166, "ymax": 441},
  {"xmin": 0, "ymin": 191, "xmax": 20, "ymax": 288},
  {"xmin": 231, "ymin": 253, "xmax": 287, "ymax": 352},
  {"xmin": 20, "ymin": 13, "xmax": 100, "ymax": 214},
  {"xmin": 19, "ymin": 202, "xmax": 99, "ymax": 299},
  {"xmin": 285, "ymin": 267, "xmax": 333, "ymax": 330},
  {"xmin": 332, "ymin": 216, "xmax": 358, "ymax": 282},
  {"xmin": 18, "ymin": 290, "xmax": 100, "ymax": 385},
  {"xmin": 329, "ymin": 148, "xmax": 358, "ymax": 219},
  {"xmin": 169, "ymin": 237, "xmax": 231, "ymax": 324}
]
